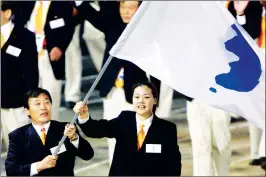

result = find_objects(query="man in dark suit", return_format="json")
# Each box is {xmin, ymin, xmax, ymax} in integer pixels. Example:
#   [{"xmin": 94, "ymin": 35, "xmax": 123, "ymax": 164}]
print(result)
[
  {"xmin": 5, "ymin": 88, "xmax": 94, "ymax": 176},
  {"xmin": 76, "ymin": 1, "xmax": 149, "ymax": 165},
  {"xmin": 74, "ymin": 81, "xmax": 182, "ymax": 176},
  {"xmin": 64, "ymin": 1, "xmax": 106, "ymax": 110},
  {"xmin": 77, "ymin": 1, "xmax": 148, "ymax": 103},
  {"xmin": 14, "ymin": 1, "xmax": 75, "ymax": 121},
  {"xmin": 1, "ymin": 1, "xmax": 39, "ymax": 148}
]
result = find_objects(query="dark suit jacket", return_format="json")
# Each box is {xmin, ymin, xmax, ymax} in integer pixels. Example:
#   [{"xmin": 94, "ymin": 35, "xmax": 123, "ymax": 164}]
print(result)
[
  {"xmin": 77, "ymin": 2, "xmax": 148, "ymax": 103},
  {"xmin": 1, "ymin": 24, "xmax": 38, "ymax": 108},
  {"xmin": 5, "ymin": 120, "xmax": 94, "ymax": 176},
  {"xmin": 70, "ymin": 1, "xmax": 85, "ymax": 27},
  {"xmin": 15, "ymin": 1, "xmax": 75, "ymax": 80},
  {"xmin": 77, "ymin": 111, "xmax": 182, "ymax": 176},
  {"xmin": 228, "ymin": 1, "xmax": 263, "ymax": 39}
]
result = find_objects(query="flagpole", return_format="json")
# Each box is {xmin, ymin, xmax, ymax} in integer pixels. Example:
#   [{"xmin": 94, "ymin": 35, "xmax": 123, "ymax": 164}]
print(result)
[
  {"xmin": 53, "ymin": 1, "xmax": 151, "ymax": 156},
  {"xmin": 53, "ymin": 55, "xmax": 114, "ymax": 155}
]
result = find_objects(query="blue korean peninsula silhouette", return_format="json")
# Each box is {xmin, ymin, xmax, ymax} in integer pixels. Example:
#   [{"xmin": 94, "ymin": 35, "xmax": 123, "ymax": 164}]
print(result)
[{"xmin": 210, "ymin": 24, "xmax": 262, "ymax": 93}]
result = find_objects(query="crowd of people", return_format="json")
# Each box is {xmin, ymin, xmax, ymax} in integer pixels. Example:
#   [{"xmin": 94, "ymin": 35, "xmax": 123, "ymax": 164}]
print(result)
[{"xmin": 1, "ymin": 0, "xmax": 265, "ymax": 176}]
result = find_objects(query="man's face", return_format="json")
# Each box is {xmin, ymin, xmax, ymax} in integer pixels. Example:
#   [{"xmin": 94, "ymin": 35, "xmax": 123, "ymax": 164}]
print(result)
[
  {"xmin": 25, "ymin": 93, "xmax": 52, "ymax": 126},
  {"xmin": 1, "ymin": 9, "xmax": 11, "ymax": 26},
  {"xmin": 119, "ymin": 1, "xmax": 139, "ymax": 24}
]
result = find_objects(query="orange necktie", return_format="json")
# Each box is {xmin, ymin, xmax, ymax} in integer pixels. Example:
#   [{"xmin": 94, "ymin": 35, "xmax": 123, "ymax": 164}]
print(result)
[
  {"xmin": 40, "ymin": 128, "xmax": 46, "ymax": 145},
  {"xmin": 225, "ymin": 0, "xmax": 230, "ymax": 9},
  {"xmin": 1, "ymin": 33, "xmax": 5, "ymax": 48},
  {"xmin": 35, "ymin": 2, "xmax": 43, "ymax": 34},
  {"xmin": 137, "ymin": 124, "xmax": 145, "ymax": 150}
]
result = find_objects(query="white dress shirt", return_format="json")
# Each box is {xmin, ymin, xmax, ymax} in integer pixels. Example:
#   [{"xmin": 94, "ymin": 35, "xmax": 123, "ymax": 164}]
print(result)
[
  {"xmin": 30, "ymin": 121, "xmax": 79, "ymax": 176},
  {"xmin": 25, "ymin": 1, "xmax": 51, "ymax": 53},
  {"xmin": 75, "ymin": 1, "xmax": 83, "ymax": 6},
  {"xmin": 25, "ymin": 1, "xmax": 51, "ymax": 34},
  {"xmin": 1, "ymin": 21, "xmax": 14, "ymax": 44},
  {"xmin": 32, "ymin": 121, "xmax": 51, "ymax": 137},
  {"xmin": 236, "ymin": 14, "xmax": 246, "ymax": 25},
  {"xmin": 135, "ymin": 114, "xmax": 153, "ymax": 135},
  {"xmin": 74, "ymin": 1, "xmax": 99, "ymax": 11}
]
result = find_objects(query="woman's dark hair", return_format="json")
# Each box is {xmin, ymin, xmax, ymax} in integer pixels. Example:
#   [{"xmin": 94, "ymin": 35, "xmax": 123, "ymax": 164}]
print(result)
[
  {"xmin": 132, "ymin": 81, "xmax": 158, "ymax": 114},
  {"xmin": 23, "ymin": 88, "xmax": 52, "ymax": 109}
]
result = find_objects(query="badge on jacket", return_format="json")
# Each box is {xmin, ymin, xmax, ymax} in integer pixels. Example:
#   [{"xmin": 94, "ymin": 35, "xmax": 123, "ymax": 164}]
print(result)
[
  {"xmin": 146, "ymin": 144, "xmax": 162, "ymax": 153},
  {"xmin": 50, "ymin": 143, "xmax": 67, "ymax": 155},
  {"xmin": 6, "ymin": 45, "xmax": 21, "ymax": 57},
  {"xmin": 49, "ymin": 18, "xmax": 65, "ymax": 29}
]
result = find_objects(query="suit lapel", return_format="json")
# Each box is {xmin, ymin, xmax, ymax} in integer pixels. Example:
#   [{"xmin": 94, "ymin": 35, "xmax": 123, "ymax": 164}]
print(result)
[
  {"xmin": 2, "ymin": 25, "xmax": 17, "ymax": 50},
  {"xmin": 23, "ymin": 2, "xmax": 35, "ymax": 23},
  {"xmin": 125, "ymin": 113, "xmax": 139, "ymax": 152},
  {"xmin": 27, "ymin": 124, "xmax": 44, "ymax": 147},
  {"xmin": 45, "ymin": 121, "xmax": 62, "ymax": 149},
  {"xmin": 45, "ymin": 1, "xmax": 53, "ymax": 26},
  {"xmin": 132, "ymin": 115, "xmax": 138, "ymax": 151},
  {"xmin": 26, "ymin": 121, "xmax": 61, "ymax": 155},
  {"xmin": 138, "ymin": 116, "xmax": 159, "ymax": 152},
  {"xmin": 26, "ymin": 124, "xmax": 51, "ymax": 159}
]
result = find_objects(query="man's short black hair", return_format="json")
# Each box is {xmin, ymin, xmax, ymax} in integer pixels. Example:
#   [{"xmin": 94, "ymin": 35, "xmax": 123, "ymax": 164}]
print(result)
[
  {"xmin": 23, "ymin": 88, "xmax": 53, "ymax": 109},
  {"xmin": 1, "ymin": 1, "xmax": 17, "ymax": 12}
]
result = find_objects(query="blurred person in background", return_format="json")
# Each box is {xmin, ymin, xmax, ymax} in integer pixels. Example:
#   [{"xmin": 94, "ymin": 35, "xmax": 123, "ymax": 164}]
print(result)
[
  {"xmin": 258, "ymin": 0, "xmax": 265, "ymax": 49},
  {"xmin": 15, "ymin": 1, "xmax": 75, "ymax": 121},
  {"xmin": 1, "ymin": 1, "xmax": 39, "ymax": 148},
  {"xmin": 186, "ymin": 98, "xmax": 232, "ymax": 176},
  {"xmin": 64, "ymin": 1, "xmax": 105, "ymax": 109},
  {"xmin": 76, "ymin": 1, "xmax": 149, "ymax": 165},
  {"xmin": 227, "ymin": 0, "xmax": 263, "ymax": 166},
  {"xmin": 82, "ymin": 1, "xmax": 106, "ymax": 73},
  {"xmin": 258, "ymin": 0, "xmax": 266, "ymax": 171}
]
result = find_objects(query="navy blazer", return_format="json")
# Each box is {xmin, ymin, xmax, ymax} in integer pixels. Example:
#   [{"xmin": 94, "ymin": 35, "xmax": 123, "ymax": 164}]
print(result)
[
  {"xmin": 77, "ymin": 2, "xmax": 149, "ymax": 103},
  {"xmin": 1, "ymin": 24, "xmax": 38, "ymax": 108},
  {"xmin": 5, "ymin": 120, "xmax": 94, "ymax": 176},
  {"xmin": 77, "ymin": 111, "xmax": 182, "ymax": 176},
  {"xmin": 15, "ymin": 1, "xmax": 75, "ymax": 80}
]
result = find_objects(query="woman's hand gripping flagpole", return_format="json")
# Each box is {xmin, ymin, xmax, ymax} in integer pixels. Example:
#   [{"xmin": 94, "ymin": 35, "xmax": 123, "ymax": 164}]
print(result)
[{"xmin": 53, "ymin": 55, "xmax": 114, "ymax": 155}]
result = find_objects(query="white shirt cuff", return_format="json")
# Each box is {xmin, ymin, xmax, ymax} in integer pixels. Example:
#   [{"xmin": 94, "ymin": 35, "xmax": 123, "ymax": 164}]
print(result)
[
  {"xmin": 70, "ymin": 134, "xmax": 79, "ymax": 148},
  {"xmin": 78, "ymin": 115, "xmax": 89, "ymax": 124},
  {"xmin": 30, "ymin": 163, "xmax": 38, "ymax": 176},
  {"xmin": 75, "ymin": 1, "xmax": 83, "ymax": 6},
  {"xmin": 236, "ymin": 14, "xmax": 246, "ymax": 25}
]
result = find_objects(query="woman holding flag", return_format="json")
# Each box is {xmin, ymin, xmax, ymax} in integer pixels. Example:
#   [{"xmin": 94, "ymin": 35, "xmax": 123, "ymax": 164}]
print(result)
[{"xmin": 73, "ymin": 81, "xmax": 182, "ymax": 176}]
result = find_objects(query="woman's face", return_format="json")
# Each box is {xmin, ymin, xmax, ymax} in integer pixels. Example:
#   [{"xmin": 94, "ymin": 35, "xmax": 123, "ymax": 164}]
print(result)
[
  {"xmin": 133, "ymin": 85, "xmax": 156, "ymax": 118},
  {"xmin": 119, "ymin": 1, "xmax": 139, "ymax": 24}
]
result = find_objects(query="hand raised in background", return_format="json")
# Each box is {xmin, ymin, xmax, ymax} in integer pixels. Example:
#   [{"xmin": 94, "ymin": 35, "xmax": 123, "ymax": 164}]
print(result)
[{"xmin": 234, "ymin": 1, "xmax": 249, "ymax": 16}]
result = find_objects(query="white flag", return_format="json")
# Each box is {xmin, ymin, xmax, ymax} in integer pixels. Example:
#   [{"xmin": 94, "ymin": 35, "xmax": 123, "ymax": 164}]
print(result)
[{"xmin": 110, "ymin": 1, "xmax": 265, "ymax": 129}]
